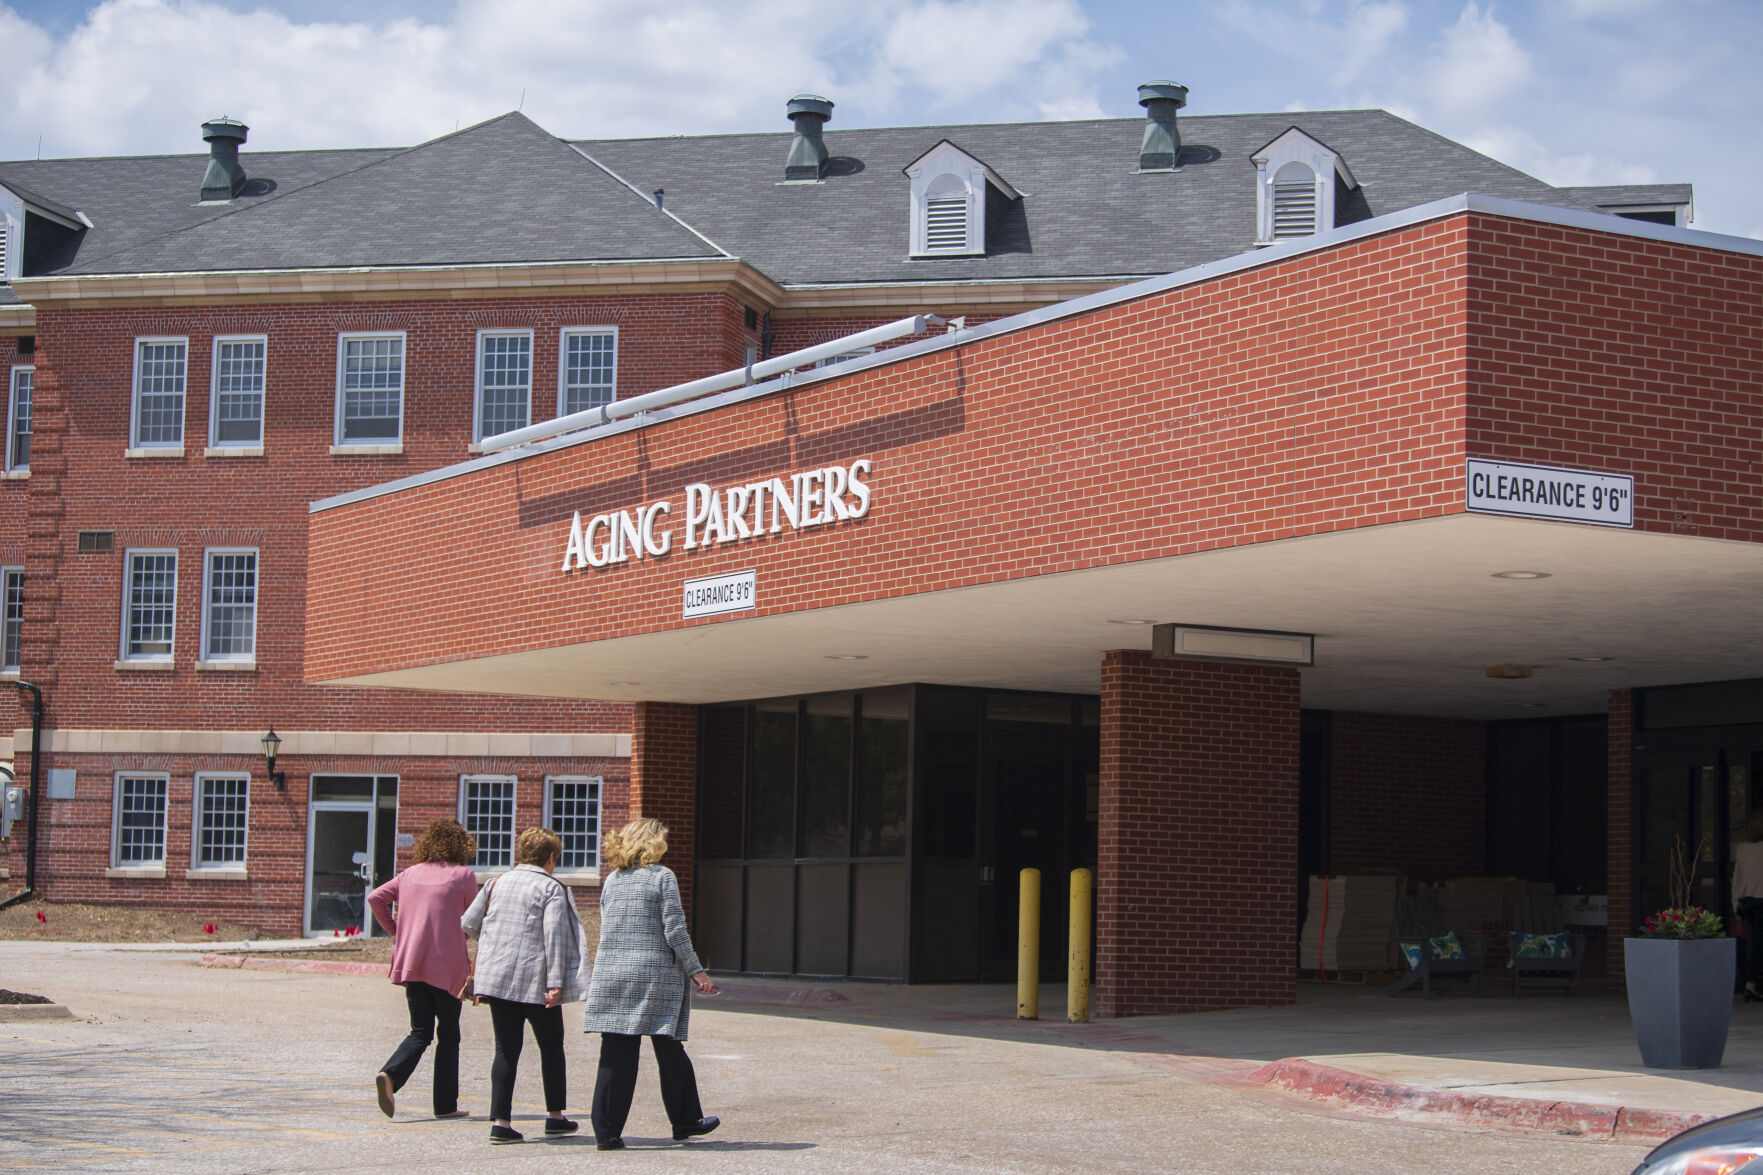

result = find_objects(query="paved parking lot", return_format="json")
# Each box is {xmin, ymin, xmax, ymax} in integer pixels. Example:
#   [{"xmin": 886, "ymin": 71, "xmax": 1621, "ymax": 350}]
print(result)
[{"xmin": 0, "ymin": 942, "xmax": 1651, "ymax": 1174}]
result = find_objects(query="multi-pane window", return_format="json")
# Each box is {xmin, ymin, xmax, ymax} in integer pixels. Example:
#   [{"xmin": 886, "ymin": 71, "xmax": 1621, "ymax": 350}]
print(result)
[
  {"xmin": 113, "ymin": 774, "xmax": 168, "ymax": 866},
  {"xmin": 461, "ymin": 775, "xmax": 516, "ymax": 868},
  {"xmin": 202, "ymin": 549, "xmax": 257, "ymax": 660},
  {"xmin": 121, "ymin": 550, "xmax": 177, "ymax": 660},
  {"xmin": 560, "ymin": 329, "xmax": 616, "ymax": 416},
  {"xmin": 476, "ymin": 332, "xmax": 532, "ymax": 441},
  {"xmin": 195, "ymin": 775, "xmax": 250, "ymax": 867},
  {"xmin": 210, "ymin": 337, "xmax": 266, "ymax": 446},
  {"xmin": 1, "ymin": 566, "xmax": 21, "ymax": 671},
  {"xmin": 545, "ymin": 776, "xmax": 601, "ymax": 872},
  {"xmin": 337, "ymin": 334, "xmax": 404, "ymax": 444},
  {"xmin": 6, "ymin": 365, "xmax": 30, "ymax": 471},
  {"xmin": 132, "ymin": 339, "xmax": 187, "ymax": 447},
  {"xmin": 815, "ymin": 346, "xmax": 876, "ymax": 369}
]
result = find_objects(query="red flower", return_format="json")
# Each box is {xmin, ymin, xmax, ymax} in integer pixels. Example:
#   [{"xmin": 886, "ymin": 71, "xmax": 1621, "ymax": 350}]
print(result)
[
  {"xmin": 203, "ymin": 923, "xmax": 217, "ymax": 934},
  {"xmin": 35, "ymin": 910, "xmax": 45, "ymax": 923}
]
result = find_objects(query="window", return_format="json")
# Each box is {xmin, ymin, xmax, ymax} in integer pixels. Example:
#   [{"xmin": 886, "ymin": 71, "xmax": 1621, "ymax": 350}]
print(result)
[
  {"xmin": 195, "ymin": 774, "xmax": 250, "ymax": 867},
  {"xmin": 476, "ymin": 331, "xmax": 532, "ymax": 441},
  {"xmin": 545, "ymin": 776, "xmax": 601, "ymax": 873},
  {"xmin": 924, "ymin": 179, "xmax": 970, "ymax": 252},
  {"xmin": 904, "ymin": 140, "xmax": 1019, "ymax": 258},
  {"xmin": 6, "ymin": 365, "xmax": 29, "ymax": 471},
  {"xmin": 210, "ymin": 336, "xmax": 265, "ymax": 446},
  {"xmin": 814, "ymin": 346, "xmax": 875, "ymax": 369},
  {"xmin": 201, "ymin": 549, "xmax": 257, "ymax": 661},
  {"xmin": 1270, "ymin": 162, "xmax": 1318, "ymax": 238},
  {"xmin": 121, "ymin": 550, "xmax": 177, "ymax": 660},
  {"xmin": 1250, "ymin": 127, "xmax": 1356, "ymax": 245},
  {"xmin": 112, "ymin": 773, "xmax": 168, "ymax": 866},
  {"xmin": 560, "ymin": 329, "xmax": 616, "ymax": 416},
  {"xmin": 1, "ymin": 566, "xmax": 21, "ymax": 671},
  {"xmin": 131, "ymin": 339, "xmax": 187, "ymax": 448},
  {"xmin": 461, "ymin": 775, "xmax": 516, "ymax": 868},
  {"xmin": 336, "ymin": 333, "xmax": 405, "ymax": 444}
]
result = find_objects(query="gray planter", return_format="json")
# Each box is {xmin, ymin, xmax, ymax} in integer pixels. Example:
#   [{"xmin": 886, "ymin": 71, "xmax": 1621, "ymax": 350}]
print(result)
[{"xmin": 1625, "ymin": 936, "xmax": 1736, "ymax": 1069}]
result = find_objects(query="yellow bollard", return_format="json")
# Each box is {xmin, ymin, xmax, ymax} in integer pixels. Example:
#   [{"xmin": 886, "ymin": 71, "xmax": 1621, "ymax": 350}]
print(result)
[
  {"xmin": 1068, "ymin": 867, "xmax": 1093, "ymax": 1022},
  {"xmin": 1017, "ymin": 867, "xmax": 1041, "ymax": 1020}
]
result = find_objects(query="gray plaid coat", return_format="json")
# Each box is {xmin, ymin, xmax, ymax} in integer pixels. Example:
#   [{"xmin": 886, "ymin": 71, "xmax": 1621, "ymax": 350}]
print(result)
[
  {"xmin": 581, "ymin": 865, "xmax": 703, "ymax": 1040},
  {"xmin": 461, "ymin": 864, "xmax": 587, "ymax": 1006}
]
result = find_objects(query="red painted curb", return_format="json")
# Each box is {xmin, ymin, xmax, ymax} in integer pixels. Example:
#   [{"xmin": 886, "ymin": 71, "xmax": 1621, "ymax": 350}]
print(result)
[
  {"xmin": 199, "ymin": 953, "xmax": 388, "ymax": 978},
  {"xmin": 1250, "ymin": 1057, "xmax": 1713, "ymax": 1144}
]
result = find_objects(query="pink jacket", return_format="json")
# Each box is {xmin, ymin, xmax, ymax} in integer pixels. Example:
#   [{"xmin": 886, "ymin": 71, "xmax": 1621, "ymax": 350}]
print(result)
[{"xmin": 368, "ymin": 862, "xmax": 480, "ymax": 997}]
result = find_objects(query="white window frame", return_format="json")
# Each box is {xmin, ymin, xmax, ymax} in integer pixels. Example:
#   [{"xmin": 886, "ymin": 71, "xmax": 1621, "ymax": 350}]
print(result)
[
  {"xmin": 474, "ymin": 329, "xmax": 534, "ymax": 443},
  {"xmin": 544, "ymin": 775, "xmax": 602, "ymax": 875},
  {"xmin": 333, "ymin": 331, "xmax": 407, "ymax": 447},
  {"xmin": 460, "ymin": 774, "xmax": 518, "ymax": 870},
  {"xmin": 119, "ymin": 548, "xmax": 178, "ymax": 663},
  {"xmin": 557, "ymin": 327, "xmax": 618, "ymax": 418},
  {"xmin": 6, "ymin": 363, "xmax": 30, "ymax": 473},
  {"xmin": 1250, "ymin": 127, "xmax": 1356, "ymax": 245},
  {"xmin": 815, "ymin": 346, "xmax": 876, "ymax": 369},
  {"xmin": 1, "ymin": 565, "xmax": 22, "ymax": 673},
  {"xmin": 199, "ymin": 547, "xmax": 258, "ymax": 663},
  {"xmin": 111, "ymin": 772, "xmax": 169, "ymax": 868},
  {"xmin": 193, "ymin": 772, "xmax": 251, "ymax": 869},
  {"xmin": 0, "ymin": 192, "xmax": 21, "ymax": 284},
  {"xmin": 130, "ymin": 337, "xmax": 189, "ymax": 450},
  {"xmin": 208, "ymin": 334, "xmax": 267, "ymax": 449}
]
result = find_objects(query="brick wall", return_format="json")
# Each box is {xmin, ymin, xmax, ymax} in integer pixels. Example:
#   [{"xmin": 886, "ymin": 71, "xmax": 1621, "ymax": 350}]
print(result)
[
  {"xmin": 1095, "ymin": 651, "xmax": 1301, "ymax": 1015},
  {"xmin": 1606, "ymin": 688, "xmax": 1633, "ymax": 985},
  {"xmin": 1328, "ymin": 711, "xmax": 1486, "ymax": 881},
  {"xmin": 629, "ymin": 702, "xmax": 698, "ymax": 918}
]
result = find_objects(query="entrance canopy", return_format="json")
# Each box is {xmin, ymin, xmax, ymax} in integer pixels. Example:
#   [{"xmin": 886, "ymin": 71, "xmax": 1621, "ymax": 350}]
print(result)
[{"xmin": 307, "ymin": 197, "xmax": 1763, "ymax": 721}]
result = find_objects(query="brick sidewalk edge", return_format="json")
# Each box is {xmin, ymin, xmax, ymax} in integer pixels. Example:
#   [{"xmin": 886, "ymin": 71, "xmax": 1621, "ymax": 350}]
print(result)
[
  {"xmin": 1249, "ymin": 1057, "xmax": 1711, "ymax": 1145},
  {"xmin": 191, "ymin": 956, "xmax": 1711, "ymax": 1145}
]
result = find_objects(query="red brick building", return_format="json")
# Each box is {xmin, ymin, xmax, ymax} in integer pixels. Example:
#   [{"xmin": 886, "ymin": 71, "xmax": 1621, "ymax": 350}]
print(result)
[{"xmin": 8, "ymin": 88, "xmax": 1757, "ymax": 1015}]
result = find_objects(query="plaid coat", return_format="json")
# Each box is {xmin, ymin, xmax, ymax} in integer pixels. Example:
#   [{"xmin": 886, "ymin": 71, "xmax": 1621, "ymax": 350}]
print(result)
[
  {"xmin": 461, "ymin": 864, "xmax": 587, "ymax": 1006},
  {"xmin": 581, "ymin": 864, "xmax": 704, "ymax": 1040}
]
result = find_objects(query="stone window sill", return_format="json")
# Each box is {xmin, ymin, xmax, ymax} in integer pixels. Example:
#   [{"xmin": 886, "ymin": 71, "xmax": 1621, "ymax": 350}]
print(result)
[
  {"xmin": 204, "ymin": 446, "xmax": 264, "ymax": 458},
  {"xmin": 195, "ymin": 660, "xmax": 256, "ymax": 672},
  {"xmin": 115, "ymin": 660, "xmax": 175, "ymax": 671},
  {"xmin": 105, "ymin": 866, "xmax": 167, "ymax": 880},
  {"xmin": 124, "ymin": 447, "xmax": 185, "ymax": 459},
  {"xmin": 557, "ymin": 873, "xmax": 601, "ymax": 888},
  {"xmin": 1, "ymin": 469, "xmax": 27, "ymax": 480},
  {"xmin": 185, "ymin": 868, "xmax": 248, "ymax": 881},
  {"xmin": 0, "ymin": 670, "xmax": 18, "ymax": 681},
  {"xmin": 330, "ymin": 444, "xmax": 403, "ymax": 456}
]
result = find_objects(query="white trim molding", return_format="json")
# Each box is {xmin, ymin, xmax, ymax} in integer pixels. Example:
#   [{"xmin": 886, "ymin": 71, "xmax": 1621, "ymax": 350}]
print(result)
[{"xmin": 17, "ymin": 727, "xmax": 632, "ymax": 758}]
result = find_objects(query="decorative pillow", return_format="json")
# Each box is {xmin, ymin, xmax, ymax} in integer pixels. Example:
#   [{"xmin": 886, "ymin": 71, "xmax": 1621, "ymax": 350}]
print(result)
[
  {"xmin": 1398, "ymin": 932, "xmax": 1467, "ymax": 970},
  {"xmin": 1514, "ymin": 931, "xmax": 1573, "ymax": 959}
]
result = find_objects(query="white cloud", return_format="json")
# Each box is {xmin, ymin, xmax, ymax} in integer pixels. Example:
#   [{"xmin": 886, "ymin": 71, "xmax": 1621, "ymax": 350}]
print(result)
[
  {"xmin": 0, "ymin": 0, "xmax": 1119, "ymax": 159},
  {"xmin": 1422, "ymin": 2, "xmax": 1530, "ymax": 113},
  {"xmin": 1332, "ymin": 1, "xmax": 1407, "ymax": 86},
  {"xmin": 1462, "ymin": 125, "xmax": 1660, "ymax": 186}
]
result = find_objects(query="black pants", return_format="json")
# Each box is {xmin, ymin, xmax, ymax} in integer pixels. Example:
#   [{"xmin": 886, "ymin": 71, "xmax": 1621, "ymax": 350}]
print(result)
[
  {"xmin": 379, "ymin": 982, "xmax": 461, "ymax": 1116},
  {"xmin": 591, "ymin": 1033, "xmax": 704, "ymax": 1142},
  {"xmin": 1741, "ymin": 900, "xmax": 1763, "ymax": 986},
  {"xmin": 484, "ymin": 998, "xmax": 567, "ymax": 1122}
]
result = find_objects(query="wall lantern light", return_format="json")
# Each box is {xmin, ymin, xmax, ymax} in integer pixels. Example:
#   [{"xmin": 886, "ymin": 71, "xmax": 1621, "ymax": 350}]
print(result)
[{"xmin": 261, "ymin": 727, "xmax": 286, "ymax": 791}]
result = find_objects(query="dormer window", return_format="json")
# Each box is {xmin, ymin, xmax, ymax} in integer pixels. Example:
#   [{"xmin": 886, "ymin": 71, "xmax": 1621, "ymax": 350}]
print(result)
[
  {"xmin": 1251, "ymin": 128, "xmax": 1358, "ymax": 245},
  {"xmin": 905, "ymin": 140, "xmax": 1020, "ymax": 258}
]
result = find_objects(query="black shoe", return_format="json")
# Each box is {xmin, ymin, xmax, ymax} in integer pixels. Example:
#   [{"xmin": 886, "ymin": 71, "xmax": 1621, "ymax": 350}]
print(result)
[
  {"xmin": 374, "ymin": 1072, "xmax": 395, "ymax": 1119},
  {"xmin": 596, "ymin": 1138, "xmax": 626, "ymax": 1150},
  {"xmin": 489, "ymin": 1125, "xmax": 524, "ymax": 1144},
  {"xmin": 544, "ymin": 1116, "xmax": 579, "ymax": 1135},
  {"xmin": 673, "ymin": 1115, "xmax": 720, "ymax": 1141}
]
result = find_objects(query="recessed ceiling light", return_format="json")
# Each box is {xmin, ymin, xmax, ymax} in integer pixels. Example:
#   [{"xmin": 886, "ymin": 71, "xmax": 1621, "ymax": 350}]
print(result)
[
  {"xmin": 1107, "ymin": 618, "xmax": 1158, "ymax": 626},
  {"xmin": 1491, "ymin": 570, "xmax": 1551, "ymax": 580},
  {"xmin": 824, "ymin": 654, "xmax": 868, "ymax": 661},
  {"xmin": 1567, "ymin": 656, "xmax": 1614, "ymax": 663}
]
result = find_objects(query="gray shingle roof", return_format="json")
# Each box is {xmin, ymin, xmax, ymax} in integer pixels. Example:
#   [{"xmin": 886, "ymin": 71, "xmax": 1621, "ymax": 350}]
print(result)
[{"xmin": 1556, "ymin": 184, "xmax": 1694, "ymax": 210}]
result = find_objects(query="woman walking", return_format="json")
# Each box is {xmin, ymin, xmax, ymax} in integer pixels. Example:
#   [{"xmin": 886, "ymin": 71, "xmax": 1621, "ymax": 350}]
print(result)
[
  {"xmin": 1734, "ymin": 810, "xmax": 1763, "ymax": 1001},
  {"xmin": 461, "ymin": 827, "xmax": 587, "ymax": 1144},
  {"xmin": 366, "ymin": 819, "xmax": 481, "ymax": 1121},
  {"xmin": 582, "ymin": 818, "xmax": 720, "ymax": 1150}
]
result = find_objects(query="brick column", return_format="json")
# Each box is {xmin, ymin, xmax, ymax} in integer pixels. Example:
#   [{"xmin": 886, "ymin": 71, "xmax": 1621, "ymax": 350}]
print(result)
[
  {"xmin": 1094, "ymin": 650, "xmax": 1301, "ymax": 1016},
  {"xmin": 1606, "ymin": 689, "xmax": 1633, "ymax": 989},
  {"xmin": 630, "ymin": 702, "xmax": 698, "ymax": 916}
]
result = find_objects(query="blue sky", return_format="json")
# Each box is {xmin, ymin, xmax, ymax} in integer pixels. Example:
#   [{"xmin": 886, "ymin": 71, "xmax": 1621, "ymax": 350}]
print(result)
[{"xmin": 1, "ymin": 0, "xmax": 1758, "ymax": 236}]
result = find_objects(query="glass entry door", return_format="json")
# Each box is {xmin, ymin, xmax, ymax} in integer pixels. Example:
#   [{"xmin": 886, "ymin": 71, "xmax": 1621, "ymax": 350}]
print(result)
[{"xmin": 305, "ymin": 803, "xmax": 372, "ymax": 936}]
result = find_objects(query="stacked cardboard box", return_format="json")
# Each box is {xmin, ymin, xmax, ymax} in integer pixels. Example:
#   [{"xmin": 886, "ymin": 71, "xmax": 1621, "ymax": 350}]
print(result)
[{"xmin": 1299, "ymin": 875, "xmax": 1401, "ymax": 970}]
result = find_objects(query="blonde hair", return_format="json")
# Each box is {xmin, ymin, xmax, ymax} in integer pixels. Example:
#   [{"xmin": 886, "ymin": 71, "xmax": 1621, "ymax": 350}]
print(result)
[
  {"xmin": 603, "ymin": 818, "xmax": 668, "ymax": 872},
  {"xmin": 515, "ymin": 827, "xmax": 564, "ymax": 866}
]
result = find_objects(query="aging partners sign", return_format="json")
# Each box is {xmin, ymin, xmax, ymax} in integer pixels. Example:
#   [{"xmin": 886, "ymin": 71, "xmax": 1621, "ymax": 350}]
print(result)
[{"xmin": 561, "ymin": 459, "xmax": 874, "ymax": 571}]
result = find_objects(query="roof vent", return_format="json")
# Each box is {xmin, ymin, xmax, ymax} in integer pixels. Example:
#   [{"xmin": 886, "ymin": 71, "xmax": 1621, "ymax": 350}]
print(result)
[
  {"xmin": 1137, "ymin": 81, "xmax": 1188, "ymax": 172},
  {"xmin": 200, "ymin": 117, "xmax": 249, "ymax": 202},
  {"xmin": 784, "ymin": 94, "xmax": 833, "ymax": 182}
]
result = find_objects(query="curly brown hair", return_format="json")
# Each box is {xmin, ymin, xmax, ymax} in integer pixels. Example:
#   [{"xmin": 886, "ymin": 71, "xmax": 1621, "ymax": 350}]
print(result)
[{"xmin": 413, "ymin": 819, "xmax": 476, "ymax": 865}]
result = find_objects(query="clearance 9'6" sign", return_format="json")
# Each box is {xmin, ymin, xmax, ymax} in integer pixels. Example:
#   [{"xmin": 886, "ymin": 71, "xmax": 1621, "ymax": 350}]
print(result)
[
  {"xmin": 1465, "ymin": 459, "xmax": 1633, "ymax": 528},
  {"xmin": 561, "ymin": 458, "xmax": 874, "ymax": 571}
]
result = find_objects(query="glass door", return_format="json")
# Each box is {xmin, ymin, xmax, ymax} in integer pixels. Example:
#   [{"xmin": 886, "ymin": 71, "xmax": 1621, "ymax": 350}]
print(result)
[{"xmin": 305, "ymin": 802, "xmax": 372, "ymax": 937}]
